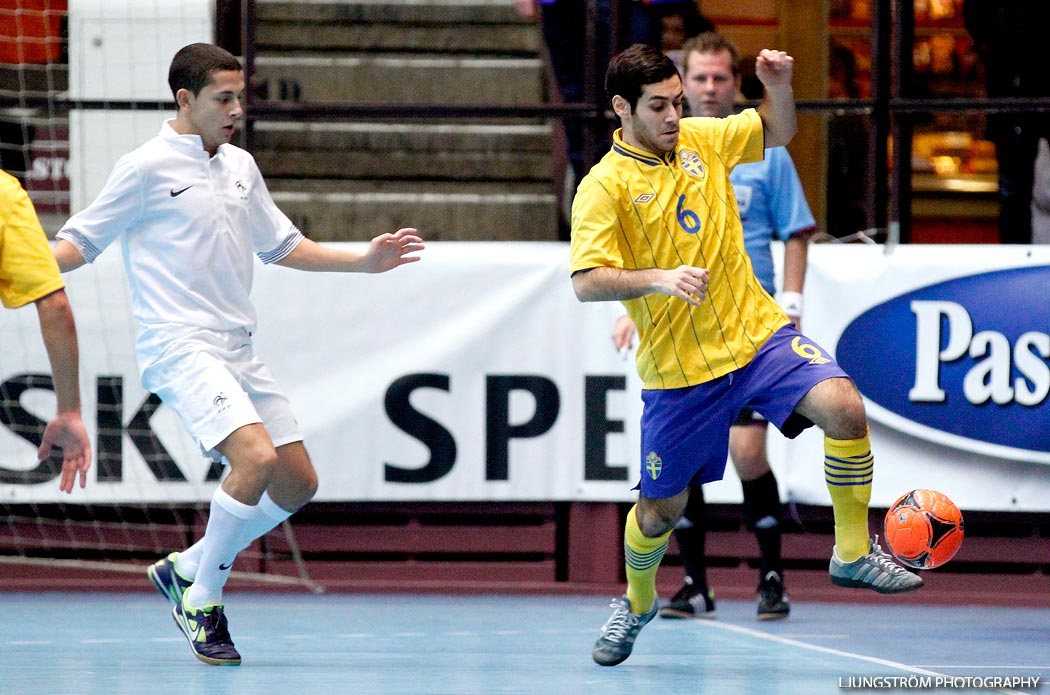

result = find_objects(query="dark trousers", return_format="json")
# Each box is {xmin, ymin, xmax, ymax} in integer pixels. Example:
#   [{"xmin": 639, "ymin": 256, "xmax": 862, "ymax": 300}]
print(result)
[
  {"xmin": 993, "ymin": 121, "xmax": 1050, "ymax": 244},
  {"xmin": 540, "ymin": 0, "xmax": 614, "ymax": 187}
]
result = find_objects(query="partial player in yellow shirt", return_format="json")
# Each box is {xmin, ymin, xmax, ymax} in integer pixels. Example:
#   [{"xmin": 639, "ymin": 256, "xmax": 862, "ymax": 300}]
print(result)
[
  {"xmin": 568, "ymin": 44, "xmax": 922, "ymax": 668},
  {"xmin": 0, "ymin": 170, "xmax": 91, "ymax": 492}
]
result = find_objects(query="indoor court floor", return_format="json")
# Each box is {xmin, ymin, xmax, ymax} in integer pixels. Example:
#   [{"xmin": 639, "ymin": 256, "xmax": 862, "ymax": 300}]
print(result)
[{"xmin": 1, "ymin": 592, "xmax": 1046, "ymax": 695}]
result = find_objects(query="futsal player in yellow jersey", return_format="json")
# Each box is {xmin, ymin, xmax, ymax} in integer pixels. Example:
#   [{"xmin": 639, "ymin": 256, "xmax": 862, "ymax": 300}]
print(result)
[
  {"xmin": 569, "ymin": 44, "xmax": 922, "ymax": 667},
  {"xmin": 0, "ymin": 170, "xmax": 91, "ymax": 491}
]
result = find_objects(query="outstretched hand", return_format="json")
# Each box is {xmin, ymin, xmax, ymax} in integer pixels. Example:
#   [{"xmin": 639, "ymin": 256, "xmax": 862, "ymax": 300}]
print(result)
[
  {"xmin": 364, "ymin": 228, "xmax": 424, "ymax": 273},
  {"xmin": 755, "ymin": 49, "xmax": 794, "ymax": 89},
  {"xmin": 38, "ymin": 412, "xmax": 92, "ymax": 494}
]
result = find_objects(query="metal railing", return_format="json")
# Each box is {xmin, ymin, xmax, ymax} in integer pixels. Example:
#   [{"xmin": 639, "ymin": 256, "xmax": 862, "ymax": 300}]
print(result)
[{"xmin": 9, "ymin": 0, "xmax": 1050, "ymax": 242}]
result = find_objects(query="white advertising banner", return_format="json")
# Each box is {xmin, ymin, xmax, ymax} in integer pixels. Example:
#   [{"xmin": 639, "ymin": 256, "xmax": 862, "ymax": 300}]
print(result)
[
  {"xmin": 2, "ymin": 242, "xmax": 1048, "ymax": 511},
  {"xmin": 763, "ymin": 242, "xmax": 1050, "ymax": 514}
]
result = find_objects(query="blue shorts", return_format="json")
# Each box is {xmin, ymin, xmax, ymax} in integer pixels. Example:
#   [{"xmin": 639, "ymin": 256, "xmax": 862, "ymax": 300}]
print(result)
[
  {"xmin": 733, "ymin": 408, "xmax": 766, "ymax": 427},
  {"xmin": 637, "ymin": 324, "xmax": 850, "ymax": 499}
]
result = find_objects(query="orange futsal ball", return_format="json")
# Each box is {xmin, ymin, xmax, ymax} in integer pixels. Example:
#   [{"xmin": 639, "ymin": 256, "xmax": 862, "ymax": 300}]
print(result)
[{"xmin": 883, "ymin": 489, "xmax": 964, "ymax": 570}]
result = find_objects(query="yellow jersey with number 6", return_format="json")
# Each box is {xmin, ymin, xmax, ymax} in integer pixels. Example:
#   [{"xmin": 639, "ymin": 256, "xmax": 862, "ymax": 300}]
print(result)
[{"xmin": 570, "ymin": 109, "xmax": 791, "ymax": 390}]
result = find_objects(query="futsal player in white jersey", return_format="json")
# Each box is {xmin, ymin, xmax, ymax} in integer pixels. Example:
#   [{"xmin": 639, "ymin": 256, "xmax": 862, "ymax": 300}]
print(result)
[{"xmin": 52, "ymin": 43, "xmax": 424, "ymax": 666}]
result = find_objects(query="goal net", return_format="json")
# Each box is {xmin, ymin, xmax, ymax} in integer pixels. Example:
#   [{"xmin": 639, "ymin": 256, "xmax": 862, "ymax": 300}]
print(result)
[{"xmin": 0, "ymin": 0, "xmax": 320, "ymax": 594}]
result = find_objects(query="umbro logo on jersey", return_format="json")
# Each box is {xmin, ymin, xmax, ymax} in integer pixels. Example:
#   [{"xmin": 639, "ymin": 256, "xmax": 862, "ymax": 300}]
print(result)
[
  {"xmin": 634, "ymin": 193, "xmax": 655, "ymax": 204},
  {"xmin": 170, "ymin": 185, "xmax": 193, "ymax": 197}
]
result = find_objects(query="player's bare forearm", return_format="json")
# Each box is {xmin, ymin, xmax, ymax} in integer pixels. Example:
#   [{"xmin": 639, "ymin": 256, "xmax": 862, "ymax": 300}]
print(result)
[
  {"xmin": 780, "ymin": 231, "xmax": 813, "ymax": 328},
  {"xmin": 53, "ymin": 239, "xmax": 86, "ymax": 272},
  {"xmin": 276, "ymin": 228, "xmax": 424, "ymax": 273},
  {"xmin": 782, "ymin": 230, "xmax": 813, "ymax": 293},
  {"xmin": 572, "ymin": 267, "xmax": 657, "ymax": 302},
  {"xmin": 755, "ymin": 49, "xmax": 797, "ymax": 148},
  {"xmin": 35, "ymin": 289, "xmax": 82, "ymax": 414},
  {"xmin": 572, "ymin": 265, "xmax": 709, "ymax": 306},
  {"xmin": 34, "ymin": 289, "xmax": 92, "ymax": 492}
]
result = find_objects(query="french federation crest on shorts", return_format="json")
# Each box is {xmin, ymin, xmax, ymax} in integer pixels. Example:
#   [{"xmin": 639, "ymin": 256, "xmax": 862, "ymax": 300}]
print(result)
[
  {"xmin": 645, "ymin": 451, "xmax": 663, "ymax": 480},
  {"xmin": 679, "ymin": 149, "xmax": 706, "ymax": 180}
]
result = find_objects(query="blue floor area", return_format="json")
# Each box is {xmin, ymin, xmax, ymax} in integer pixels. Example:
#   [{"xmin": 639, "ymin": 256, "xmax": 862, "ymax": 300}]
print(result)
[{"xmin": 0, "ymin": 593, "xmax": 1046, "ymax": 695}]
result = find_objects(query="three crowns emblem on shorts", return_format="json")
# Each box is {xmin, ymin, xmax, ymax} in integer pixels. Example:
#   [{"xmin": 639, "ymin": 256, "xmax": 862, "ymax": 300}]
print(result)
[{"xmin": 645, "ymin": 451, "xmax": 663, "ymax": 480}]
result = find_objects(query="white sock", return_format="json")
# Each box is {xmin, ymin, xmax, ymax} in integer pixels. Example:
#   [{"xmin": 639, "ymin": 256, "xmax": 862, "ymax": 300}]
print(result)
[
  {"xmin": 237, "ymin": 490, "xmax": 293, "ymax": 551},
  {"xmin": 175, "ymin": 492, "xmax": 293, "ymax": 581},
  {"xmin": 184, "ymin": 487, "xmax": 255, "ymax": 608},
  {"xmin": 244, "ymin": 491, "xmax": 293, "ymax": 541},
  {"xmin": 175, "ymin": 539, "xmax": 204, "ymax": 581}
]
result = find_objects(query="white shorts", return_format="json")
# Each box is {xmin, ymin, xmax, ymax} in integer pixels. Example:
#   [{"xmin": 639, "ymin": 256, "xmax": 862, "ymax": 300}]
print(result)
[{"xmin": 140, "ymin": 327, "xmax": 302, "ymax": 461}]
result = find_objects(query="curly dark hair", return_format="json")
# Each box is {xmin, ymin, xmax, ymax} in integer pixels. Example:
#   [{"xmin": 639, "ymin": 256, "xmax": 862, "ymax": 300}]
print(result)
[{"xmin": 605, "ymin": 43, "xmax": 680, "ymax": 115}]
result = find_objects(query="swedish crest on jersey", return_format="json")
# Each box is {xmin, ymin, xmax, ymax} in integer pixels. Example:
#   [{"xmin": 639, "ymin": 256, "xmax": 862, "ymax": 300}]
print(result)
[{"xmin": 678, "ymin": 149, "xmax": 706, "ymax": 180}]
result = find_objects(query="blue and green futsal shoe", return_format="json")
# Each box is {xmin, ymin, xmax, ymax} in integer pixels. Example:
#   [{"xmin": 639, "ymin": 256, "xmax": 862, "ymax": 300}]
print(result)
[
  {"xmin": 172, "ymin": 596, "xmax": 242, "ymax": 666},
  {"xmin": 147, "ymin": 552, "xmax": 192, "ymax": 606}
]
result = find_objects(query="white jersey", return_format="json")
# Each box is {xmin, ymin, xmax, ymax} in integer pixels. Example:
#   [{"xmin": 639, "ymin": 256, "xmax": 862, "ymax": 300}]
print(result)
[{"xmin": 58, "ymin": 121, "xmax": 303, "ymax": 358}]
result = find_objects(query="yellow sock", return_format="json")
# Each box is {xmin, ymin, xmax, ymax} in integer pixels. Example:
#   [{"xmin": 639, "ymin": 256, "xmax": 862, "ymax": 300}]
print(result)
[
  {"xmin": 623, "ymin": 505, "xmax": 671, "ymax": 615},
  {"xmin": 824, "ymin": 430, "xmax": 874, "ymax": 562}
]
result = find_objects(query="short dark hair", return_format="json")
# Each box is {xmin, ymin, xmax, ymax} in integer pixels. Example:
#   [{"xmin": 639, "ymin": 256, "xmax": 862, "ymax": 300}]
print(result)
[
  {"xmin": 681, "ymin": 32, "xmax": 742, "ymax": 77},
  {"xmin": 168, "ymin": 43, "xmax": 242, "ymax": 104},
  {"xmin": 605, "ymin": 43, "xmax": 680, "ymax": 114}
]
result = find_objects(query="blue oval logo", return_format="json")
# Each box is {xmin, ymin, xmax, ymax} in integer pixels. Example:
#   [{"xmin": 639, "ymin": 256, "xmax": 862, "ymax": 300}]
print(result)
[{"xmin": 837, "ymin": 266, "xmax": 1050, "ymax": 459}]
